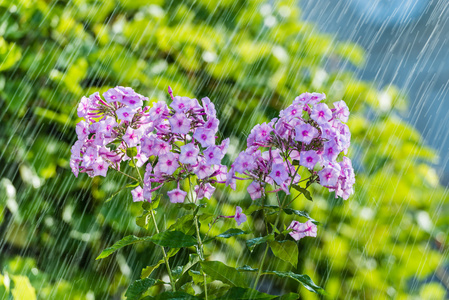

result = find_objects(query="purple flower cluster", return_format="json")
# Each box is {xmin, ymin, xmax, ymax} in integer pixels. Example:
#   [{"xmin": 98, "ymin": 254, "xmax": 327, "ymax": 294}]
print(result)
[
  {"xmin": 70, "ymin": 86, "xmax": 230, "ymax": 205},
  {"xmin": 70, "ymin": 87, "xmax": 150, "ymax": 178},
  {"xmin": 227, "ymin": 92, "xmax": 355, "ymax": 200}
]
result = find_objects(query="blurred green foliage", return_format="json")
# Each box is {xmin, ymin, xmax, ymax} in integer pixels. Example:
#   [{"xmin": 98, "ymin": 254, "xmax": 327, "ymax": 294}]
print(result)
[{"xmin": 0, "ymin": 0, "xmax": 447, "ymax": 299}]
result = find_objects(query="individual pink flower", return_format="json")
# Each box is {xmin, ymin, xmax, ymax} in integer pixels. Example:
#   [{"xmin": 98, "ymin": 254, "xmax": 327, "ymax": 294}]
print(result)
[
  {"xmin": 92, "ymin": 157, "xmax": 108, "ymax": 177},
  {"xmin": 193, "ymin": 128, "xmax": 215, "ymax": 147},
  {"xmin": 134, "ymin": 147, "xmax": 148, "ymax": 167},
  {"xmin": 170, "ymin": 96, "xmax": 192, "ymax": 113},
  {"xmin": 281, "ymin": 104, "xmax": 303, "ymax": 121},
  {"xmin": 202, "ymin": 97, "xmax": 216, "ymax": 118},
  {"xmin": 122, "ymin": 94, "xmax": 143, "ymax": 109},
  {"xmin": 247, "ymin": 181, "xmax": 263, "ymax": 200},
  {"xmin": 76, "ymin": 120, "xmax": 89, "ymax": 140},
  {"xmin": 310, "ymin": 103, "xmax": 332, "ymax": 125},
  {"xmin": 153, "ymin": 139, "xmax": 171, "ymax": 156},
  {"xmin": 116, "ymin": 107, "xmax": 136, "ymax": 122},
  {"xmin": 131, "ymin": 186, "xmax": 144, "ymax": 202},
  {"xmin": 158, "ymin": 153, "xmax": 179, "ymax": 175},
  {"xmin": 247, "ymin": 122, "xmax": 273, "ymax": 146},
  {"xmin": 293, "ymin": 92, "xmax": 312, "ymax": 105},
  {"xmin": 323, "ymin": 139, "xmax": 340, "ymax": 162},
  {"xmin": 300, "ymin": 150, "xmax": 320, "ymax": 169},
  {"xmin": 194, "ymin": 159, "xmax": 214, "ymax": 179},
  {"xmin": 169, "ymin": 113, "xmax": 191, "ymax": 134},
  {"xmin": 122, "ymin": 127, "xmax": 139, "ymax": 147},
  {"xmin": 149, "ymin": 101, "xmax": 169, "ymax": 122},
  {"xmin": 318, "ymin": 166, "xmax": 339, "ymax": 187},
  {"xmin": 204, "ymin": 117, "xmax": 219, "ymax": 133},
  {"xmin": 203, "ymin": 146, "xmax": 224, "ymax": 166},
  {"xmin": 179, "ymin": 143, "xmax": 199, "ymax": 165},
  {"xmin": 295, "ymin": 123, "xmax": 318, "ymax": 144},
  {"xmin": 195, "ymin": 183, "xmax": 216, "ymax": 200},
  {"xmin": 333, "ymin": 100, "xmax": 350, "ymax": 122},
  {"xmin": 77, "ymin": 96, "xmax": 91, "ymax": 118},
  {"xmin": 140, "ymin": 135, "xmax": 157, "ymax": 157},
  {"xmin": 233, "ymin": 152, "xmax": 256, "ymax": 174},
  {"xmin": 97, "ymin": 117, "xmax": 117, "ymax": 138},
  {"xmin": 82, "ymin": 147, "xmax": 97, "ymax": 168},
  {"xmin": 103, "ymin": 87, "xmax": 124, "ymax": 103},
  {"xmin": 167, "ymin": 188, "xmax": 187, "ymax": 203},
  {"xmin": 308, "ymin": 92, "xmax": 326, "ymax": 104},
  {"xmin": 269, "ymin": 163, "xmax": 289, "ymax": 185},
  {"xmin": 288, "ymin": 220, "xmax": 317, "ymax": 241},
  {"xmin": 234, "ymin": 206, "xmax": 247, "ymax": 226}
]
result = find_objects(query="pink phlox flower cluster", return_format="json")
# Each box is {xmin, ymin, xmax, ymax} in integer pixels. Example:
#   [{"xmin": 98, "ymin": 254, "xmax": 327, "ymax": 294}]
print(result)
[
  {"xmin": 226, "ymin": 92, "xmax": 355, "ymax": 200},
  {"xmin": 71, "ymin": 87, "xmax": 229, "ymax": 204},
  {"xmin": 137, "ymin": 92, "xmax": 228, "ymax": 203},
  {"xmin": 71, "ymin": 87, "xmax": 150, "ymax": 178}
]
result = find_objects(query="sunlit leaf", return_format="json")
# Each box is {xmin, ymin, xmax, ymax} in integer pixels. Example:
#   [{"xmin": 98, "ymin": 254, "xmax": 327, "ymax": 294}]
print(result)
[
  {"xmin": 96, "ymin": 235, "xmax": 151, "ymax": 260},
  {"xmin": 269, "ymin": 240, "xmax": 298, "ymax": 268},
  {"xmin": 150, "ymin": 231, "xmax": 197, "ymax": 248}
]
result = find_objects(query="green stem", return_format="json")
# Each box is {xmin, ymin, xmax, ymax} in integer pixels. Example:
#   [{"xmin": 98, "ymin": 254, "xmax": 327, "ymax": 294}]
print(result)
[
  {"xmin": 187, "ymin": 176, "xmax": 208, "ymax": 300},
  {"xmin": 130, "ymin": 155, "xmax": 176, "ymax": 291},
  {"xmin": 112, "ymin": 168, "xmax": 139, "ymax": 182},
  {"xmin": 194, "ymin": 215, "xmax": 208, "ymax": 300},
  {"xmin": 149, "ymin": 209, "xmax": 177, "ymax": 292}
]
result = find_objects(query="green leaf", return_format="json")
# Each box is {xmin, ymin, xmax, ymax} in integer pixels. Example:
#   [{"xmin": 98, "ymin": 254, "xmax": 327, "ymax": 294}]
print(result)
[
  {"xmin": 136, "ymin": 211, "xmax": 151, "ymax": 230},
  {"xmin": 96, "ymin": 235, "xmax": 151, "ymax": 260},
  {"xmin": 11, "ymin": 275, "xmax": 36, "ymax": 300},
  {"xmin": 141, "ymin": 260, "xmax": 164, "ymax": 279},
  {"xmin": 168, "ymin": 215, "xmax": 195, "ymax": 235},
  {"xmin": 126, "ymin": 146, "xmax": 138, "ymax": 158},
  {"xmin": 282, "ymin": 209, "xmax": 319, "ymax": 225},
  {"xmin": 220, "ymin": 287, "xmax": 276, "ymax": 299},
  {"xmin": 262, "ymin": 271, "xmax": 326, "ymax": 295},
  {"xmin": 200, "ymin": 261, "xmax": 249, "ymax": 288},
  {"xmin": 246, "ymin": 234, "xmax": 274, "ymax": 252},
  {"xmin": 125, "ymin": 278, "xmax": 156, "ymax": 300},
  {"xmin": 291, "ymin": 185, "xmax": 312, "ymax": 201},
  {"xmin": 150, "ymin": 231, "xmax": 197, "ymax": 248},
  {"xmin": 268, "ymin": 240, "xmax": 298, "ymax": 268}
]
